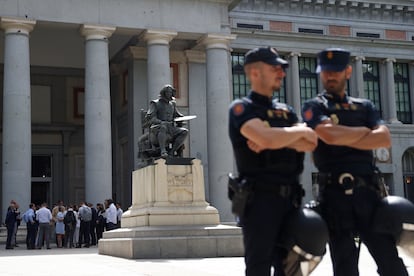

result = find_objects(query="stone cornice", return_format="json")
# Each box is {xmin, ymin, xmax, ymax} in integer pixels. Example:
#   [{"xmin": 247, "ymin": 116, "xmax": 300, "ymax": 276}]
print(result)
[
  {"xmin": 232, "ymin": 0, "xmax": 414, "ymax": 25},
  {"xmin": 1, "ymin": 17, "xmax": 36, "ymax": 35},
  {"xmin": 232, "ymin": 28, "xmax": 414, "ymax": 58},
  {"xmin": 80, "ymin": 24, "xmax": 116, "ymax": 40}
]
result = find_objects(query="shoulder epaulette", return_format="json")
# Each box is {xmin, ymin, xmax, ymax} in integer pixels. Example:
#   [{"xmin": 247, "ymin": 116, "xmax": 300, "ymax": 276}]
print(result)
[{"xmin": 347, "ymin": 96, "xmax": 365, "ymax": 104}]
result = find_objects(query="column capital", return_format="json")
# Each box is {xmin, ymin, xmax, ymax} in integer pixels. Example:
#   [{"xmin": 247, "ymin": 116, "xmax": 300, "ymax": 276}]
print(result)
[
  {"xmin": 141, "ymin": 29, "xmax": 177, "ymax": 45},
  {"xmin": 197, "ymin": 33, "xmax": 236, "ymax": 50},
  {"xmin": 185, "ymin": 50, "xmax": 206, "ymax": 63},
  {"xmin": 1, "ymin": 17, "xmax": 36, "ymax": 35},
  {"xmin": 80, "ymin": 24, "xmax": 116, "ymax": 40},
  {"xmin": 354, "ymin": 56, "xmax": 365, "ymax": 62},
  {"xmin": 383, "ymin": 57, "xmax": 396, "ymax": 64},
  {"xmin": 289, "ymin": 52, "xmax": 301, "ymax": 58}
]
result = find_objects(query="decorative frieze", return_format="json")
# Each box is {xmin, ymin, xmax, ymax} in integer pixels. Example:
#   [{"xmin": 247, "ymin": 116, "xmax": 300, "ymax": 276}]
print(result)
[{"xmin": 232, "ymin": 0, "xmax": 414, "ymax": 24}]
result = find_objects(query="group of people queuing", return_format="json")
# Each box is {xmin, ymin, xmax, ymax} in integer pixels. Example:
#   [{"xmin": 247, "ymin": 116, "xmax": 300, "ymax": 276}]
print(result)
[{"xmin": 4, "ymin": 198, "xmax": 124, "ymax": 250}]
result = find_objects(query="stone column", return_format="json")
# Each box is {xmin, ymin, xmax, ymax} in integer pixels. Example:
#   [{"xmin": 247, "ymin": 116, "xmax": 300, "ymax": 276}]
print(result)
[
  {"xmin": 198, "ymin": 34, "xmax": 236, "ymax": 222},
  {"xmin": 354, "ymin": 56, "xmax": 365, "ymax": 98},
  {"xmin": 185, "ymin": 50, "xmax": 209, "ymax": 195},
  {"xmin": 384, "ymin": 58, "xmax": 400, "ymax": 124},
  {"xmin": 1, "ymin": 17, "xmax": 36, "ymax": 216},
  {"xmin": 289, "ymin": 52, "xmax": 301, "ymax": 116},
  {"xmin": 80, "ymin": 24, "xmax": 116, "ymax": 205},
  {"xmin": 142, "ymin": 29, "xmax": 177, "ymax": 101},
  {"xmin": 126, "ymin": 47, "xmax": 149, "ymax": 170}
]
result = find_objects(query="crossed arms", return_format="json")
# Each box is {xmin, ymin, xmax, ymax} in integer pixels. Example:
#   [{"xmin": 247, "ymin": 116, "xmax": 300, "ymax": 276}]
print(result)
[
  {"xmin": 241, "ymin": 118, "xmax": 318, "ymax": 153},
  {"xmin": 242, "ymin": 117, "xmax": 390, "ymax": 153},
  {"xmin": 314, "ymin": 119, "xmax": 391, "ymax": 150}
]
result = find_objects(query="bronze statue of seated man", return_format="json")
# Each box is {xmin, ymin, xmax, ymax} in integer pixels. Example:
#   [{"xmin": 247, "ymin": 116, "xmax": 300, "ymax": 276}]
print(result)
[{"xmin": 141, "ymin": 85, "xmax": 188, "ymax": 158}]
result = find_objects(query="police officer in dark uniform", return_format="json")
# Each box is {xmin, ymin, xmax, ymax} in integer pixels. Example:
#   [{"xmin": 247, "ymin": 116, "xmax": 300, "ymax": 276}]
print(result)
[
  {"xmin": 302, "ymin": 48, "xmax": 408, "ymax": 276},
  {"xmin": 228, "ymin": 47, "xmax": 318, "ymax": 276},
  {"xmin": 146, "ymin": 84, "xmax": 188, "ymax": 157}
]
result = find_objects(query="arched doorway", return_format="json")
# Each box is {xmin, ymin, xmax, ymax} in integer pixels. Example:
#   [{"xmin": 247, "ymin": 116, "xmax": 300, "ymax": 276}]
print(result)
[{"xmin": 402, "ymin": 148, "xmax": 414, "ymax": 203}]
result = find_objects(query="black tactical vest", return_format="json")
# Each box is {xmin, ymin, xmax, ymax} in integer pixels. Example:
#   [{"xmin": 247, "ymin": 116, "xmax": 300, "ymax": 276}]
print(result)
[
  {"xmin": 312, "ymin": 94, "xmax": 374, "ymax": 173},
  {"xmin": 232, "ymin": 97, "xmax": 304, "ymax": 182}
]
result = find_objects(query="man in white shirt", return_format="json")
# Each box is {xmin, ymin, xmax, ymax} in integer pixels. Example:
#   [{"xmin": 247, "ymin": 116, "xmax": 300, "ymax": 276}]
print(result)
[
  {"xmin": 104, "ymin": 199, "xmax": 117, "ymax": 231},
  {"xmin": 36, "ymin": 203, "xmax": 52, "ymax": 249}
]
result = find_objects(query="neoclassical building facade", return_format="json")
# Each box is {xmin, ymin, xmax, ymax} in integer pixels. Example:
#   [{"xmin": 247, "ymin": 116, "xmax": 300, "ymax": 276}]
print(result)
[{"xmin": 0, "ymin": 0, "xmax": 413, "ymax": 222}]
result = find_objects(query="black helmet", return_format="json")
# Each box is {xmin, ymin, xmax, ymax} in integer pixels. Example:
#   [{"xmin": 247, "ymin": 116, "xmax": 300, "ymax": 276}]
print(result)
[
  {"xmin": 372, "ymin": 196, "xmax": 414, "ymax": 259},
  {"xmin": 279, "ymin": 208, "xmax": 329, "ymax": 275}
]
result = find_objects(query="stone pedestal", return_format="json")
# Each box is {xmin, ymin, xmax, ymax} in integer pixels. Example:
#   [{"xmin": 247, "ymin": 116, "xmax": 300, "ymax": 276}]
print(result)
[{"xmin": 98, "ymin": 158, "xmax": 243, "ymax": 259}]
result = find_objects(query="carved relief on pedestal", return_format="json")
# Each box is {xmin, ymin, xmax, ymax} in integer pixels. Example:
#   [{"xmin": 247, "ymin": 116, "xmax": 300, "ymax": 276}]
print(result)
[{"xmin": 167, "ymin": 172, "xmax": 194, "ymax": 203}]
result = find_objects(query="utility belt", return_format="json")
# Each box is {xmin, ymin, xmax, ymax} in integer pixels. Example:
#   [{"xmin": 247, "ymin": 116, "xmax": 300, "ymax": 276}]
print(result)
[
  {"xmin": 316, "ymin": 171, "xmax": 388, "ymax": 197},
  {"xmin": 228, "ymin": 173, "xmax": 304, "ymax": 218},
  {"xmin": 251, "ymin": 179, "xmax": 301, "ymax": 198}
]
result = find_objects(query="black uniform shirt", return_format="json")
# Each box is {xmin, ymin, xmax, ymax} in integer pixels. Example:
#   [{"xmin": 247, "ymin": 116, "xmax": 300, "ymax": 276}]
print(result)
[
  {"xmin": 302, "ymin": 92, "xmax": 382, "ymax": 174},
  {"xmin": 229, "ymin": 91, "xmax": 304, "ymax": 182}
]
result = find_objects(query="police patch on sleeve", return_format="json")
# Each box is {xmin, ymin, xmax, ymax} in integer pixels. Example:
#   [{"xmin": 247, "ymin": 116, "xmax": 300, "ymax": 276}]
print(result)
[
  {"xmin": 232, "ymin": 103, "xmax": 245, "ymax": 116},
  {"xmin": 303, "ymin": 108, "xmax": 313, "ymax": 121}
]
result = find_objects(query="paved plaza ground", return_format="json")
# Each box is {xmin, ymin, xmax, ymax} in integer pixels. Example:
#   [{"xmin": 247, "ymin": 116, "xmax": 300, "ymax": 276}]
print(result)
[{"xmin": 0, "ymin": 243, "xmax": 412, "ymax": 275}]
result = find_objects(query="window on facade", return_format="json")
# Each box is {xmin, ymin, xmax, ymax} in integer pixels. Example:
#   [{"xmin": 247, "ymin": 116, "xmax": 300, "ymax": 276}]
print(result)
[
  {"xmin": 394, "ymin": 62, "xmax": 412, "ymax": 124},
  {"xmin": 363, "ymin": 61, "xmax": 382, "ymax": 116},
  {"xmin": 231, "ymin": 52, "xmax": 286, "ymax": 101},
  {"xmin": 299, "ymin": 57, "xmax": 318, "ymax": 103},
  {"xmin": 232, "ymin": 53, "xmax": 249, "ymax": 99}
]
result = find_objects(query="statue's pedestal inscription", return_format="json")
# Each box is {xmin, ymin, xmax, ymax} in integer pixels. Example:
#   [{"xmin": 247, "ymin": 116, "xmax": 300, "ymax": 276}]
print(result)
[
  {"xmin": 99, "ymin": 158, "xmax": 243, "ymax": 259},
  {"xmin": 122, "ymin": 158, "xmax": 220, "ymax": 227}
]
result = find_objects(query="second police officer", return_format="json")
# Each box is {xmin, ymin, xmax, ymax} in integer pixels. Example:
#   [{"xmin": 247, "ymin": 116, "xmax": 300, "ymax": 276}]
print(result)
[
  {"xmin": 302, "ymin": 48, "xmax": 408, "ymax": 276},
  {"xmin": 228, "ymin": 47, "xmax": 319, "ymax": 275}
]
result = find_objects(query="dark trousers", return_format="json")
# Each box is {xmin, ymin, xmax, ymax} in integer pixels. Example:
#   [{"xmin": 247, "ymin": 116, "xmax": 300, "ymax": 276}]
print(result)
[
  {"xmin": 79, "ymin": 220, "xmax": 90, "ymax": 246},
  {"xmin": 96, "ymin": 223, "xmax": 104, "ymax": 241},
  {"xmin": 106, "ymin": 222, "xmax": 117, "ymax": 231},
  {"xmin": 65, "ymin": 225, "xmax": 75, "ymax": 248},
  {"xmin": 241, "ymin": 191, "xmax": 295, "ymax": 276},
  {"xmin": 26, "ymin": 223, "xmax": 38, "ymax": 249},
  {"xmin": 321, "ymin": 186, "xmax": 408, "ymax": 276},
  {"xmin": 89, "ymin": 223, "xmax": 96, "ymax": 245},
  {"xmin": 6, "ymin": 225, "xmax": 14, "ymax": 248}
]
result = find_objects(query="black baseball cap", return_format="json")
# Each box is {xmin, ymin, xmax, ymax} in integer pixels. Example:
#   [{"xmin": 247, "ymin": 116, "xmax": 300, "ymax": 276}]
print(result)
[
  {"xmin": 244, "ymin": 47, "xmax": 289, "ymax": 68},
  {"xmin": 316, "ymin": 48, "xmax": 350, "ymax": 73}
]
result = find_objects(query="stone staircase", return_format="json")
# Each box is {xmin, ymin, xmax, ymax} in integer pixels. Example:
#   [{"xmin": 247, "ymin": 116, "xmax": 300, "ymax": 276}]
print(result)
[{"xmin": 0, "ymin": 226, "xmax": 27, "ymax": 244}]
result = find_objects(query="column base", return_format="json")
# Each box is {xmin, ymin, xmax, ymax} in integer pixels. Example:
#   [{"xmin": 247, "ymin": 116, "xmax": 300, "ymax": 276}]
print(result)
[
  {"xmin": 98, "ymin": 224, "xmax": 244, "ymax": 259},
  {"xmin": 389, "ymin": 118, "xmax": 403, "ymax": 124}
]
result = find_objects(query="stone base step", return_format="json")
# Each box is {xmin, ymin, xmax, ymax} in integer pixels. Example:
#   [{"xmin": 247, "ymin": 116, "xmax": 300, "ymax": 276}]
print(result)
[
  {"xmin": 98, "ymin": 224, "xmax": 244, "ymax": 259},
  {"xmin": 0, "ymin": 226, "xmax": 27, "ymax": 244}
]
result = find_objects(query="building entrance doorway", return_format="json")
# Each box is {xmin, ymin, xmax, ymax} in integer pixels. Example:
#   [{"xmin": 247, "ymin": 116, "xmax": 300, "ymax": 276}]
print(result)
[
  {"xmin": 402, "ymin": 148, "xmax": 414, "ymax": 203},
  {"xmin": 31, "ymin": 155, "xmax": 52, "ymax": 206}
]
